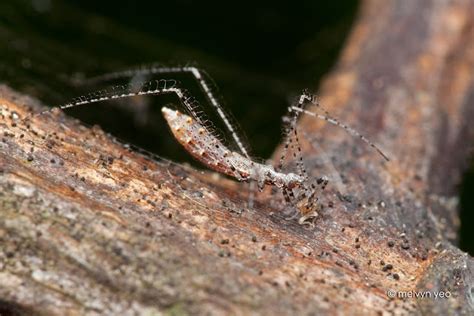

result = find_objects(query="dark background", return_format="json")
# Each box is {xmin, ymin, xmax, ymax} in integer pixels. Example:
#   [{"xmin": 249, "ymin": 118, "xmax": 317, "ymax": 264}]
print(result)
[{"xmin": 1, "ymin": 0, "xmax": 472, "ymax": 255}]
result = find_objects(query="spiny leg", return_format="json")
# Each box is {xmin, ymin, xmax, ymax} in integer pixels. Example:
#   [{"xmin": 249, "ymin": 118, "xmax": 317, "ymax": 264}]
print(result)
[
  {"xmin": 277, "ymin": 102, "xmax": 298, "ymax": 172},
  {"xmin": 29, "ymin": 79, "xmax": 219, "ymax": 144},
  {"xmin": 71, "ymin": 66, "xmax": 257, "ymax": 209},
  {"xmin": 290, "ymin": 123, "xmax": 307, "ymax": 181},
  {"xmin": 276, "ymin": 119, "xmax": 293, "ymax": 172},
  {"xmin": 280, "ymin": 93, "xmax": 334, "ymax": 226},
  {"xmin": 76, "ymin": 64, "xmax": 251, "ymax": 159},
  {"xmin": 25, "ymin": 79, "xmax": 230, "ymax": 172},
  {"xmin": 30, "ymin": 79, "xmax": 177, "ymax": 116},
  {"xmin": 277, "ymin": 93, "xmax": 307, "ymax": 176},
  {"xmin": 278, "ymin": 95, "xmax": 318, "ymax": 221}
]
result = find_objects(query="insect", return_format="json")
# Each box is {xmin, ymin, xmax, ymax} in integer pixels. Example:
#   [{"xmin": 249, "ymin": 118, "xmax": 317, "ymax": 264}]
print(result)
[{"xmin": 31, "ymin": 65, "xmax": 389, "ymax": 226}]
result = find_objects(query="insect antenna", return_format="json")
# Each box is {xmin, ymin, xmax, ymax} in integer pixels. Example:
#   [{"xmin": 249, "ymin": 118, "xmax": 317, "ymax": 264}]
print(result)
[{"xmin": 290, "ymin": 91, "xmax": 390, "ymax": 162}]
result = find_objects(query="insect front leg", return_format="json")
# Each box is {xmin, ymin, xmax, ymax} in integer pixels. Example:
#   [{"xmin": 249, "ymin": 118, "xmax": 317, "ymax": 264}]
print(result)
[
  {"xmin": 296, "ymin": 176, "xmax": 329, "ymax": 228},
  {"xmin": 282, "ymin": 187, "xmax": 303, "ymax": 221}
]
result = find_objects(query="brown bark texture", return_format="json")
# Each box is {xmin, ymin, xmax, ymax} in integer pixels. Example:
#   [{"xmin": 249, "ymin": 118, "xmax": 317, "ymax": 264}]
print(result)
[{"xmin": 1, "ymin": 0, "xmax": 474, "ymax": 315}]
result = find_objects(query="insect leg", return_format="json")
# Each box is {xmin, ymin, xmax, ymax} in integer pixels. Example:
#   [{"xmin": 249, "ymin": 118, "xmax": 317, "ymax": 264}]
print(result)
[{"xmin": 77, "ymin": 64, "xmax": 251, "ymax": 158}]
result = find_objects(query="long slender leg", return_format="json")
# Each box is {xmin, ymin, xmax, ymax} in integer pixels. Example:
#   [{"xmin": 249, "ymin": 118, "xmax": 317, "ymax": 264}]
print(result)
[
  {"xmin": 291, "ymin": 124, "xmax": 307, "ymax": 180},
  {"xmin": 277, "ymin": 93, "xmax": 308, "ymax": 177},
  {"xmin": 28, "ymin": 79, "xmax": 219, "ymax": 149},
  {"xmin": 30, "ymin": 79, "xmax": 220, "ymax": 147},
  {"xmin": 277, "ymin": 94, "xmax": 315, "ymax": 220},
  {"xmin": 32, "ymin": 79, "xmax": 175, "ymax": 115},
  {"xmin": 75, "ymin": 64, "xmax": 251, "ymax": 159},
  {"xmin": 278, "ymin": 93, "xmax": 333, "ymax": 226},
  {"xmin": 80, "ymin": 65, "xmax": 257, "ymax": 209}
]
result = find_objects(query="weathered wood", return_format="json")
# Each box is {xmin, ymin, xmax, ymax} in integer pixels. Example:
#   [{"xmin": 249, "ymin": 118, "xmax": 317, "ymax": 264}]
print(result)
[{"xmin": 1, "ymin": 0, "xmax": 473, "ymax": 315}]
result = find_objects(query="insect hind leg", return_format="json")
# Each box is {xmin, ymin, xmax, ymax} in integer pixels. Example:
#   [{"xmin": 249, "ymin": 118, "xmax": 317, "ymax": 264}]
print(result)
[{"xmin": 75, "ymin": 64, "xmax": 252, "ymax": 159}]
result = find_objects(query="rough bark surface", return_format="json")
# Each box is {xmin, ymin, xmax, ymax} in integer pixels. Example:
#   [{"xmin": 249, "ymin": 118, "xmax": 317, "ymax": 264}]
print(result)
[{"xmin": 1, "ymin": 0, "xmax": 474, "ymax": 315}]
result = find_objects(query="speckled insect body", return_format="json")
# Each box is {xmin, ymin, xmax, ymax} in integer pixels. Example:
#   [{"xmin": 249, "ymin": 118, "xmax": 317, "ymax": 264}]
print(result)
[{"xmin": 161, "ymin": 107, "xmax": 304, "ymax": 189}]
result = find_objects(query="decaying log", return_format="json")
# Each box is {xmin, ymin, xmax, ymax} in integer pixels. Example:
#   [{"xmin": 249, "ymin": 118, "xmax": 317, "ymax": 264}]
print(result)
[{"xmin": 1, "ymin": 0, "xmax": 474, "ymax": 315}]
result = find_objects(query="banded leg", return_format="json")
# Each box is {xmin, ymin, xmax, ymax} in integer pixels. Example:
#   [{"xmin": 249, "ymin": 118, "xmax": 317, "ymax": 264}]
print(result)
[
  {"xmin": 29, "ymin": 79, "xmax": 226, "ymax": 147},
  {"xmin": 277, "ymin": 93, "xmax": 308, "ymax": 180},
  {"xmin": 76, "ymin": 64, "xmax": 251, "ymax": 159},
  {"xmin": 72, "ymin": 65, "xmax": 258, "ymax": 208}
]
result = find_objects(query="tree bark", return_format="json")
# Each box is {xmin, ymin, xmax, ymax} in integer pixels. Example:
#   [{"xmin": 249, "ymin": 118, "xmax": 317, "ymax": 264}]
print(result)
[{"xmin": 1, "ymin": 0, "xmax": 474, "ymax": 315}]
